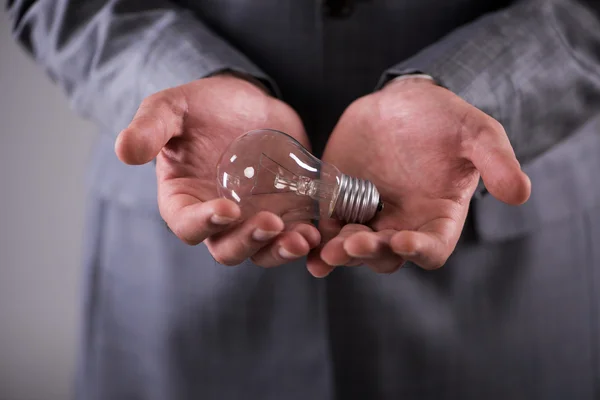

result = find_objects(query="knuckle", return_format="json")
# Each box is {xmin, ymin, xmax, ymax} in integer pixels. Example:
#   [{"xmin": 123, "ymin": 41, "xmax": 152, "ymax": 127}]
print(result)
[
  {"xmin": 475, "ymin": 118, "xmax": 507, "ymax": 143},
  {"xmin": 486, "ymin": 117, "xmax": 506, "ymax": 136},
  {"xmin": 458, "ymin": 106, "xmax": 506, "ymax": 142},
  {"xmin": 142, "ymin": 89, "xmax": 187, "ymax": 122},
  {"xmin": 141, "ymin": 91, "xmax": 168, "ymax": 111},
  {"xmin": 457, "ymin": 108, "xmax": 481, "ymax": 142}
]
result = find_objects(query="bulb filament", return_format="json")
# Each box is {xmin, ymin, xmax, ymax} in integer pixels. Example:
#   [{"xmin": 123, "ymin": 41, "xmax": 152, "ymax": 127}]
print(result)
[{"xmin": 273, "ymin": 174, "xmax": 335, "ymax": 201}]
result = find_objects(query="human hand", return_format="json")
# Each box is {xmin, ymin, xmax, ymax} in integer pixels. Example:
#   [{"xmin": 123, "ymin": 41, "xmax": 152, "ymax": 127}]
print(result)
[
  {"xmin": 307, "ymin": 76, "xmax": 531, "ymax": 277},
  {"xmin": 115, "ymin": 73, "xmax": 320, "ymax": 267}
]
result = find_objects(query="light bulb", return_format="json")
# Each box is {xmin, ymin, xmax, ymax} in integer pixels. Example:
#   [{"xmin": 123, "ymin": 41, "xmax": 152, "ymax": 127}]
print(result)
[{"xmin": 216, "ymin": 129, "xmax": 383, "ymax": 224}]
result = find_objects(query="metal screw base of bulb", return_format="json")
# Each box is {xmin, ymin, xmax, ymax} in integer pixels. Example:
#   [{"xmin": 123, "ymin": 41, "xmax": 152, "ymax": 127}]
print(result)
[{"xmin": 333, "ymin": 174, "xmax": 383, "ymax": 224}]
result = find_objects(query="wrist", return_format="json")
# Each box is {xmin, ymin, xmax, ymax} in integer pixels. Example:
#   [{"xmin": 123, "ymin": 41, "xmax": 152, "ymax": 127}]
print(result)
[{"xmin": 206, "ymin": 69, "xmax": 272, "ymax": 96}]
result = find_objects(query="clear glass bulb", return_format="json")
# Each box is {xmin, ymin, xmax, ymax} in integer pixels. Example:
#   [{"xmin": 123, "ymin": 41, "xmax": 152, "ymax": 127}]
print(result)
[{"xmin": 216, "ymin": 129, "xmax": 382, "ymax": 223}]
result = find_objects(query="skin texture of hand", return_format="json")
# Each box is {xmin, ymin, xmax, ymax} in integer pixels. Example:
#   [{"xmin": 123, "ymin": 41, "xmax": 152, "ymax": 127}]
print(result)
[
  {"xmin": 307, "ymin": 77, "xmax": 531, "ymax": 277},
  {"xmin": 115, "ymin": 74, "xmax": 320, "ymax": 267}
]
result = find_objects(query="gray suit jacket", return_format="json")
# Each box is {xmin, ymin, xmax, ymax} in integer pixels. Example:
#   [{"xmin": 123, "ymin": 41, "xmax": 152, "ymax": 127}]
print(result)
[{"xmin": 7, "ymin": 0, "xmax": 600, "ymax": 399}]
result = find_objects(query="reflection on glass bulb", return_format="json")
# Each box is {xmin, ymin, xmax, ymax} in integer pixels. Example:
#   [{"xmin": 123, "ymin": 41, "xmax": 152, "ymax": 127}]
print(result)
[{"xmin": 216, "ymin": 129, "xmax": 382, "ymax": 223}]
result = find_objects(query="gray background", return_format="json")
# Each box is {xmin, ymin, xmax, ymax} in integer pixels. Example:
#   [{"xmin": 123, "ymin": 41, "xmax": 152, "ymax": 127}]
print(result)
[{"xmin": 0, "ymin": 9, "xmax": 95, "ymax": 400}]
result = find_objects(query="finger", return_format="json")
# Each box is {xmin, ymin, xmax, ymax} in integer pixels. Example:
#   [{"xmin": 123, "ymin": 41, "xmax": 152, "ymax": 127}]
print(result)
[
  {"xmin": 343, "ymin": 230, "xmax": 405, "ymax": 274},
  {"xmin": 250, "ymin": 231, "xmax": 311, "ymax": 268},
  {"xmin": 206, "ymin": 211, "xmax": 285, "ymax": 266},
  {"xmin": 163, "ymin": 197, "xmax": 241, "ymax": 245},
  {"xmin": 320, "ymin": 224, "xmax": 372, "ymax": 266},
  {"xmin": 285, "ymin": 222, "xmax": 321, "ymax": 249},
  {"xmin": 249, "ymin": 222, "xmax": 320, "ymax": 268},
  {"xmin": 306, "ymin": 218, "xmax": 344, "ymax": 278},
  {"xmin": 389, "ymin": 230, "xmax": 451, "ymax": 270},
  {"xmin": 317, "ymin": 217, "xmax": 344, "ymax": 243},
  {"xmin": 115, "ymin": 87, "xmax": 187, "ymax": 165},
  {"xmin": 307, "ymin": 249, "xmax": 336, "ymax": 278},
  {"xmin": 467, "ymin": 123, "xmax": 531, "ymax": 205},
  {"xmin": 345, "ymin": 259, "xmax": 363, "ymax": 267}
]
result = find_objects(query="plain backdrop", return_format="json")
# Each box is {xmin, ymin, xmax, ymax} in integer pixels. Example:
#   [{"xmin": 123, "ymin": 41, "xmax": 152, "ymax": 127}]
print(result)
[{"xmin": 0, "ymin": 9, "xmax": 96, "ymax": 400}]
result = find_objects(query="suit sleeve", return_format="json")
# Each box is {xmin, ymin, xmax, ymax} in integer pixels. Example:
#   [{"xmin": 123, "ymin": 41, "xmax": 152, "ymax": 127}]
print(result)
[
  {"xmin": 378, "ymin": 0, "xmax": 600, "ymax": 163},
  {"xmin": 6, "ymin": 0, "xmax": 280, "ymax": 136}
]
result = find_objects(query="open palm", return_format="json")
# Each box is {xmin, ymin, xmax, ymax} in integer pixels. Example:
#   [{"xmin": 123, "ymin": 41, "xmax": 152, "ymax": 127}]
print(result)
[
  {"xmin": 308, "ymin": 77, "xmax": 531, "ymax": 276},
  {"xmin": 116, "ymin": 74, "xmax": 320, "ymax": 267}
]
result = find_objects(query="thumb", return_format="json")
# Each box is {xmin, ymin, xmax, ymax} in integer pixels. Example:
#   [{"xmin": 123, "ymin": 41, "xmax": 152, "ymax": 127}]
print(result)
[
  {"xmin": 115, "ymin": 88, "xmax": 187, "ymax": 165},
  {"xmin": 468, "ymin": 128, "xmax": 531, "ymax": 205}
]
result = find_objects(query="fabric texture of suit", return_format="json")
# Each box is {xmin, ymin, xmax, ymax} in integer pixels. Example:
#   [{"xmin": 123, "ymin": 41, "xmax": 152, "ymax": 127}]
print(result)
[{"xmin": 7, "ymin": 0, "xmax": 600, "ymax": 398}]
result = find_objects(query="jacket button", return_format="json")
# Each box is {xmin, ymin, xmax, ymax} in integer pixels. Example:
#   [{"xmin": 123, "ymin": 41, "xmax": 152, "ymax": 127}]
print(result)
[{"xmin": 322, "ymin": 0, "xmax": 354, "ymax": 18}]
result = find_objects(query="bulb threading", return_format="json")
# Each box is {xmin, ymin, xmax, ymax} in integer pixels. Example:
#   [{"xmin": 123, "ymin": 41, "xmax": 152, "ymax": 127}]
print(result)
[{"xmin": 333, "ymin": 174, "xmax": 381, "ymax": 224}]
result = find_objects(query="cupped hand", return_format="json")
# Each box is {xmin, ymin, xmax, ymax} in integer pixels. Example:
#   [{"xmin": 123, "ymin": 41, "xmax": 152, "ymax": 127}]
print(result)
[
  {"xmin": 115, "ymin": 74, "xmax": 320, "ymax": 267},
  {"xmin": 308, "ymin": 77, "xmax": 531, "ymax": 277}
]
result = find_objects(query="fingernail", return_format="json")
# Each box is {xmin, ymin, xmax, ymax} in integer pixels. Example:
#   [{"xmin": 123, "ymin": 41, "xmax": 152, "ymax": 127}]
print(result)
[
  {"xmin": 210, "ymin": 214, "xmax": 236, "ymax": 225},
  {"xmin": 252, "ymin": 228, "xmax": 279, "ymax": 241},
  {"xmin": 278, "ymin": 247, "xmax": 303, "ymax": 260}
]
